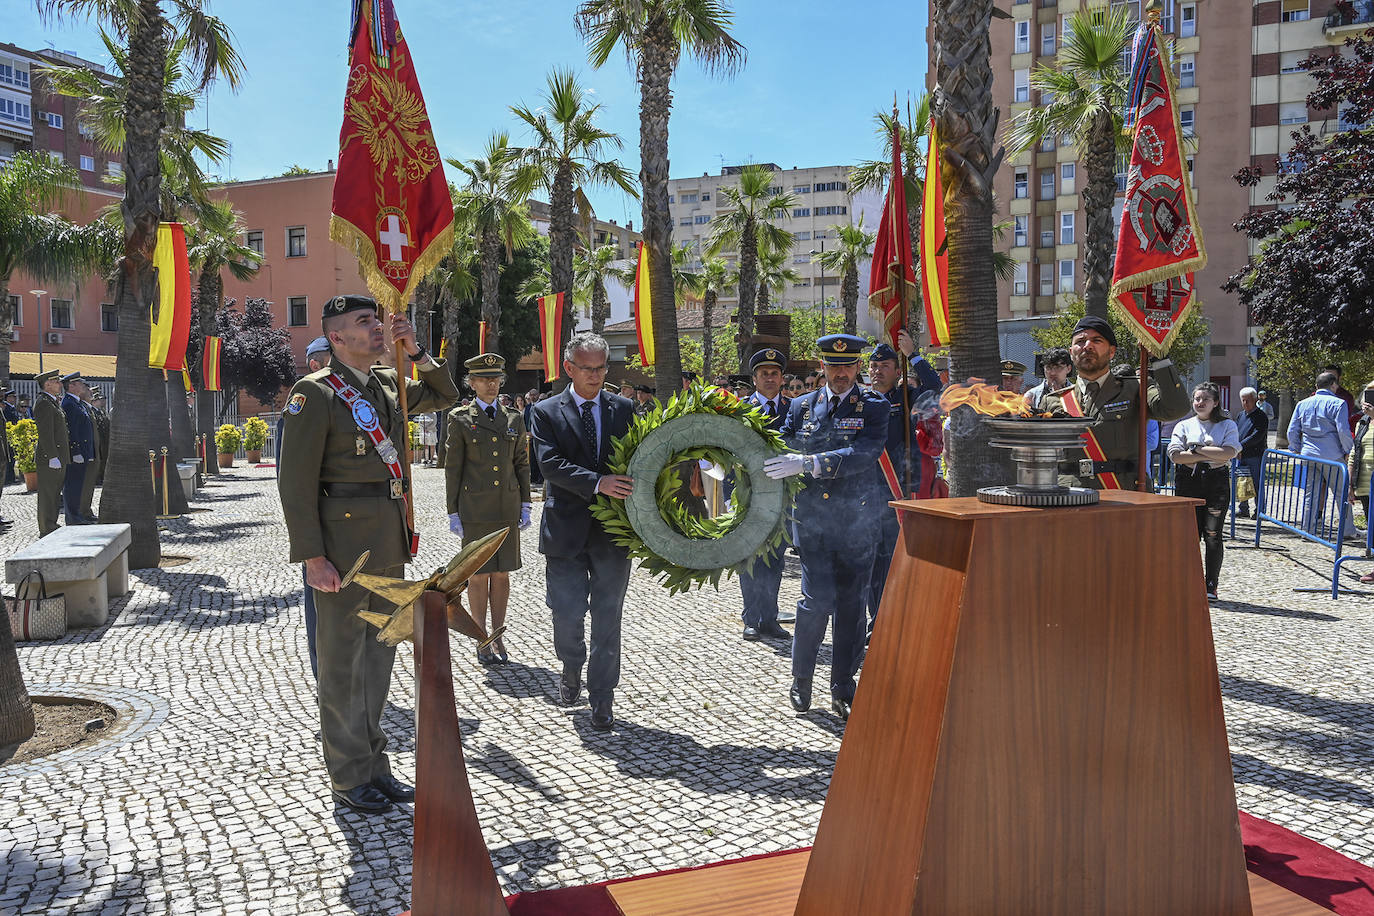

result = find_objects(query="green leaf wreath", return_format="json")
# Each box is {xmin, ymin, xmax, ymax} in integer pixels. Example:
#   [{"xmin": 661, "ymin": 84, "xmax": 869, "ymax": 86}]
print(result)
[{"xmin": 590, "ymin": 382, "xmax": 803, "ymax": 594}]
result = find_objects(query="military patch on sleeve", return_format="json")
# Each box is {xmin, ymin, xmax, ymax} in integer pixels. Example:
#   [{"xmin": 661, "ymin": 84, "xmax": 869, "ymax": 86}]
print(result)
[{"xmin": 285, "ymin": 393, "xmax": 307, "ymax": 415}]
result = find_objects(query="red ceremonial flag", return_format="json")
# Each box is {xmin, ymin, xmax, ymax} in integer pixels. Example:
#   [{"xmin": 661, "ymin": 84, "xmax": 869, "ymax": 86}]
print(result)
[
  {"xmin": 867, "ymin": 118, "xmax": 920, "ymax": 349},
  {"xmin": 537, "ymin": 293, "xmax": 564, "ymax": 380},
  {"xmin": 202, "ymin": 335, "xmax": 222, "ymax": 391},
  {"xmin": 632, "ymin": 242, "xmax": 655, "ymax": 367},
  {"xmin": 1109, "ymin": 19, "xmax": 1206, "ymax": 357},
  {"xmin": 149, "ymin": 222, "xmax": 192, "ymax": 370},
  {"xmin": 478, "ymin": 320, "xmax": 488, "ymax": 353},
  {"xmin": 919, "ymin": 117, "xmax": 951, "ymax": 347},
  {"xmin": 329, "ymin": 0, "xmax": 453, "ymax": 315}
]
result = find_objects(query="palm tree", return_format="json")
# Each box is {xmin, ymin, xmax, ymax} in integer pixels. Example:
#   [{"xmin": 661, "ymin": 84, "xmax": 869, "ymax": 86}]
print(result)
[
  {"xmin": 447, "ymin": 133, "xmax": 538, "ymax": 348},
  {"xmin": 931, "ymin": 0, "xmax": 1008, "ymax": 496},
  {"xmin": 697, "ymin": 255, "xmax": 733, "ymax": 376},
  {"xmin": 1006, "ymin": 6, "xmax": 1133, "ymax": 320},
  {"xmin": 754, "ymin": 240, "xmax": 801, "ymax": 316},
  {"xmin": 0, "ymin": 152, "xmax": 113, "ymax": 388},
  {"xmin": 813, "ymin": 221, "xmax": 877, "ymax": 335},
  {"xmin": 38, "ymin": 0, "xmax": 244, "ymax": 568},
  {"xmin": 576, "ymin": 0, "xmax": 746, "ymax": 399},
  {"xmin": 575, "ymin": 242, "xmax": 624, "ymax": 335},
  {"xmin": 511, "ymin": 68, "xmax": 637, "ymax": 355},
  {"xmin": 704, "ymin": 165, "xmax": 794, "ymax": 370}
]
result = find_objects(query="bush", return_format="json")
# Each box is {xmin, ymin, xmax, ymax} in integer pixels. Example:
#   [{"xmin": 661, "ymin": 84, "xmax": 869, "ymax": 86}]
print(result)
[
  {"xmin": 215, "ymin": 424, "xmax": 243, "ymax": 454},
  {"xmin": 7, "ymin": 419, "xmax": 37, "ymax": 474},
  {"xmin": 242, "ymin": 416, "xmax": 269, "ymax": 451}
]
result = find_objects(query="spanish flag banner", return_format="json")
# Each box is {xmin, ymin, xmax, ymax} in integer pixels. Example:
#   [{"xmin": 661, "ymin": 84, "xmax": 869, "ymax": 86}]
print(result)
[
  {"xmin": 867, "ymin": 114, "xmax": 918, "ymax": 349},
  {"xmin": 919, "ymin": 117, "xmax": 951, "ymax": 347},
  {"xmin": 478, "ymin": 320, "xmax": 488, "ymax": 353},
  {"xmin": 632, "ymin": 241, "xmax": 654, "ymax": 368},
  {"xmin": 439, "ymin": 337, "xmax": 448, "ymax": 359},
  {"xmin": 202, "ymin": 335, "xmax": 222, "ymax": 391},
  {"xmin": 149, "ymin": 222, "xmax": 192, "ymax": 370},
  {"xmin": 537, "ymin": 293, "xmax": 564, "ymax": 380}
]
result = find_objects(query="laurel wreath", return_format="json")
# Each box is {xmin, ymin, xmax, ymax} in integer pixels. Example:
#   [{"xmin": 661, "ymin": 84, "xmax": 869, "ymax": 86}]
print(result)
[{"xmin": 590, "ymin": 382, "xmax": 803, "ymax": 594}]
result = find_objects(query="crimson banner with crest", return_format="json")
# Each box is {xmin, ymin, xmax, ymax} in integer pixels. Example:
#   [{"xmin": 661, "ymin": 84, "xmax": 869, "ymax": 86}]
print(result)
[
  {"xmin": 330, "ymin": 0, "xmax": 453, "ymax": 314},
  {"xmin": 1109, "ymin": 20, "xmax": 1206, "ymax": 357}
]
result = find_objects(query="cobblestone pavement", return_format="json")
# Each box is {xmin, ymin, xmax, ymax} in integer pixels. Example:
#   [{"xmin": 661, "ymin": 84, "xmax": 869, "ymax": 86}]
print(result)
[{"xmin": 1, "ymin": 465, "xmax": 1371, "ymax": 914}]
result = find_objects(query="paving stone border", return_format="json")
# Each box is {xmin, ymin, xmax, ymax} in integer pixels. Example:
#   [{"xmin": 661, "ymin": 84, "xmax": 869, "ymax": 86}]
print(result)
[{"xmin": 11, "ymin": 683, "xmax": 170, "ymax": 778}]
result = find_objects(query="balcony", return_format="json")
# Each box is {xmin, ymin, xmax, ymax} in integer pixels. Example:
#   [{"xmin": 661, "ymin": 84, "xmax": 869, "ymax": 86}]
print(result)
[{"xmin": 1324, "ymin": 0, "xmax": 1374, "ymax": 33}]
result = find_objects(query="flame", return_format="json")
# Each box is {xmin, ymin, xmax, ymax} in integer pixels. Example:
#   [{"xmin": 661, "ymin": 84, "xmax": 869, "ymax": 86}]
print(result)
[{"xmin": 939, "ymin": 381, "xmax": 1034, "ymax": 417}]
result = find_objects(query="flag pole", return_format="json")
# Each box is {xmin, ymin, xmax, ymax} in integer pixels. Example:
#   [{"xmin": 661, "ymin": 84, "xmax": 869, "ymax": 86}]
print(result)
[
  {"xmin": 392, "ymin": 302, "xmax": 416, "ymax": 539},
  {"xmin": 893, "ymin": 98, "xmax": 913, "ymax": 499},
  {"xmin": 1137, "ymin": 2, "xmax": 1164, "ymax": 493}
]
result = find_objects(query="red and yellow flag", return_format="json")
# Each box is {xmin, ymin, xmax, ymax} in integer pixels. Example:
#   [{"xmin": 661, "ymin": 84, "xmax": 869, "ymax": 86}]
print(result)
[
  {"xmin": 201, "ymin": 335, "xmax": 222, "ymax": 391},
  {"xmin": 477, "ymin": 320, "xmax": 488, "ymax": 353},
  {"xmin": 632, "ymin": 241, "xmax": 654, "ymax": 367},
  {"xmin": 1060, "ymin": 388, "xmax": 1123, "ymax": 489},
  {"xmin": 868, "ymin": 116, "xmax": 919, "ymax": 349},
  {"xmin": 537, "ymin": 293, "xmax": 564, "ymax": 379},
  {"xmin": 1109, "ymin": 19, "xmax": 1206, "ymax": 357},
  {"xmin": 329, "ymin": 0, "xmax": 453, "ymax": 315},
  {"xmin": 150, "ymin": 222, "xmax": 192, "ymax": 371},
  {"xmin": 919, "ymin": 117, "xmax": 951, "ymax": 347}
]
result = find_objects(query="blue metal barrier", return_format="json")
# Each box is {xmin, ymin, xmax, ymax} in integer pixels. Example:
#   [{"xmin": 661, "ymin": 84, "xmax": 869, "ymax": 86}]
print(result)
[{"xmin": 1253, "ymin": 449, "xmax": 1359, "ymax": 595}]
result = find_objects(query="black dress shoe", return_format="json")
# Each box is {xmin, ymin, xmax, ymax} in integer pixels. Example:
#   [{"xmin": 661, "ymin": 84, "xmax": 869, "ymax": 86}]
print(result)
[
  {"xmin": 742, "ymin": 625, "xmax": 761, "ymax": 641},
  {"xmin": 477, "ymin": 647, "xmax": 498, "ymax": 667},
  {"xmin": 831, "ymin": 697, "xmax": 852, "ymax": 720},
  {"xmin": 371, "ymin": 773, "xmax": 415, "ymax": 802},
  {"xmin": 591, "ymin": 698, "xmax": 614, "ymax": 730},
  {"xmin": 332, "ymin": 784, "xmax": 393, "ymax": 813},
  {"xmin": 758, "ymin": 621, "xmax": 791, "ymax": 640},
  {"xmin": 789, "ymin": 678, "xmax": 812, "ymax": 712},
  {"xmin": 559, "ymin": 667, "xmax": 581, "ymax": 706}
]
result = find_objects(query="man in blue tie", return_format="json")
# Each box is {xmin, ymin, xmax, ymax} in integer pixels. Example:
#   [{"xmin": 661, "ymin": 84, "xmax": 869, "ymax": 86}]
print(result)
[{"xmin": 738, "ymin": 347, "xmax": 792, "ymax": 642}]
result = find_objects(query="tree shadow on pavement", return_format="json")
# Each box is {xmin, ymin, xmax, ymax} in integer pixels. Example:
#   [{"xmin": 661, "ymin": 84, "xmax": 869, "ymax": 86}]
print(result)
[
  {"xmin": 122, "ymin": 570, "xmax": 296, "ymax": 629},
  {"xmin": 1221, "ymin": 674, "xmax": 1373, "ymax": 729},
  {"xmin": 479, "ymin": 660, "xmax": 564, "ymax": 706},
  {"xmin": 156, "ymin": 519, "xmax": 268, "ymax": 546},
  {"xmin": 1245, "ymin": 726, "xmax": 1374, "ymax": 773},
  {"xmin": 329, "ymin": 805, "xmax": 414, "ymax": 916},
  {"xmin": 1231, "ymin": 752, "xmax": 1374, "ymax": 807},
  {"xmin": 490, "ymin": 837, "xmax": 565, "ymax": 885},
  {"xmin": 1213, "ymin": 599, "xmax": 1341, "ymax": 622},
  {"xmin": 469, "ymin": 741, "xmax": 566, "ymax": 803}
]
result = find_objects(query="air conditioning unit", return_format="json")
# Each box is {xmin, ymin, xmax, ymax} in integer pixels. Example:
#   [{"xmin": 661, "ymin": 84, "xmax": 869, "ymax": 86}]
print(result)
[
  {"xmin": 9, "ymin": 330, "xmax": 17, "ymax": 342},
  {"xmin": 46, "ymin": 332, "xmax": 63, "ymax": 345}
]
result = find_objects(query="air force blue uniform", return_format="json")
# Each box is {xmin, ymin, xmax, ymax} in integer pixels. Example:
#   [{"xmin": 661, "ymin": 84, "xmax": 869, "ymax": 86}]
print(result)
[
  {"xmin": 739, "ymin": 385, "xmax": 790, "ymax": 632},
  {"xmin": 61, "ymin": 381, "xmax": 95, "ymax": 523}
]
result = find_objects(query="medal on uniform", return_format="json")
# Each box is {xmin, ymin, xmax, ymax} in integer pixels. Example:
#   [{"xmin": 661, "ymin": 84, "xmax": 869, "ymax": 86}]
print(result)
[{"xmin": 356, "ymin": 435, "xmax": 367, "ymax": 456}]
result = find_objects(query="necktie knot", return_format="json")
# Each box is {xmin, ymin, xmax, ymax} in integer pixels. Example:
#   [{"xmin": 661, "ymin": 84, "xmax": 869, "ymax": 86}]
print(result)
[
  {"xmin": 830, "ymin": 395, "xmax": 840, "ymax": 413},
  {"xmin": 1086, "ymin": 381, "xmax": 1101, "ymax": 399},
  {"xmin": 485, "ymin": 405, "xmax": 496, "ymax": 420},
  {"xmin": 766, "ymin": 400, "xmax": 777, "ymax": 418}
]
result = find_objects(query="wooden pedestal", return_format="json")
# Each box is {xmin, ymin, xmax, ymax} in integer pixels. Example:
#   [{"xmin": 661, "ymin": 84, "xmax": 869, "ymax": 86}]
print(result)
[{"xmin": 796, "ymin": 492, "xmax": 1254, "ymax": 916}]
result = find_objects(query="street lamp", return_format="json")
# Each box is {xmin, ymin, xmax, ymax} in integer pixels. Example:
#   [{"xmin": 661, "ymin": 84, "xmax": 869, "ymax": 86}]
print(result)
[
  {"xmin": 29, "ymin": 289, "xmax": 46, "ymax": 373},
  {"xmin": 810, "ymin": 239, "xmax": 826, "ymax": 330}
]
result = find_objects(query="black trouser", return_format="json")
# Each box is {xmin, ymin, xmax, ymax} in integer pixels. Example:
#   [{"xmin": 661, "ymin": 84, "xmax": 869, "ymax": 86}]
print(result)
[{"xmin": 1175, "ymin": 465, "xmax": 1230, "ymax": 591}]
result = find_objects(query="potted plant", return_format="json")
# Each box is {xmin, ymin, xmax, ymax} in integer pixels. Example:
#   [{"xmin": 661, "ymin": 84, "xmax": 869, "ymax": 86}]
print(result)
[
  {"xmin": 7, "ymin": 419, "xmax": 38, "ymax": 491},
  {"xmin": 215, "ymin": 423, "xmax": 242, "ymax": 469},
  {"xmin": 242, "ymin": 417, "xmax": 269, "ymax": 463}
]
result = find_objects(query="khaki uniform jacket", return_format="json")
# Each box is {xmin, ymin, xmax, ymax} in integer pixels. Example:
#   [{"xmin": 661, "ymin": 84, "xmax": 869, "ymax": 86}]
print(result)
[
  {"xmin": 34, "ymin": 393, "xmax": 70, "ymax": 467},
  {"xmin": 444, "ymin": 401, "xmax": 531, "ymax": 522},
  {"xmin": 278, "ymin": 358, "xmax": 460, "ymax": 570},
  {"xmin": 1041, "ymin": 361, "xmax": 1191, "ymax": 488}
]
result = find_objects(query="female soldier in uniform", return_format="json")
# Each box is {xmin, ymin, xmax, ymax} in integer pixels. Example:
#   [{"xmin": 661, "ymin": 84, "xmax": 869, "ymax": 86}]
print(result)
[{"xmin": 445, "ymin": 353, "xmax": 532, "ymax": 665}]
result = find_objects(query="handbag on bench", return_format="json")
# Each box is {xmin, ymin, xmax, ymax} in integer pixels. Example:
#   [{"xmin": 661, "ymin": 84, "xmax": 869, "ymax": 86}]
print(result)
[{"xmin": 5, "ymin": 569, "xmax": 67, "ymax": 642}]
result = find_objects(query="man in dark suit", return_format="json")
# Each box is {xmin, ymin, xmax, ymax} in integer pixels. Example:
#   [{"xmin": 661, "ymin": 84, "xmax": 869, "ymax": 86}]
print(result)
[
  {"xmin": 738, "ymin": 347, "xmax": 791, "ymax": 642},
  {"xmin": 2, "ymin": 389, "xmax": 20, "ymax": 486},
  {"xmin": 60, "ymin": 371, "xmax": 96, "ymax": 524},
  {"xmin": 766, "ymin": 334, "xmax": 889, "ymax": 720},
  {"xmin": 528, "ymin": 331, "xmax": 635, "ymax": 731}
]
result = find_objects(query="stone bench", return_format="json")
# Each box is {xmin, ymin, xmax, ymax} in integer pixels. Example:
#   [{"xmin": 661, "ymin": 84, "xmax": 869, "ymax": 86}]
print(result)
[{"xmin": 6, "ymin": 524, "xmax": 133, "ymax": 627}]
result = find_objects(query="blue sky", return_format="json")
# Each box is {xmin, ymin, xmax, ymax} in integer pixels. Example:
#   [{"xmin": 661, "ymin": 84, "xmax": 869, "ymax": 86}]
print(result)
[{"xmin": 15, "ymin": 0, "xmax": 931, "ymax": 224}]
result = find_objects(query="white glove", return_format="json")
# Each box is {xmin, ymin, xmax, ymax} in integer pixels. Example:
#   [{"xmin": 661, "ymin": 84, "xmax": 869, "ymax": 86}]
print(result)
[
  {"xmin": 72, "ymin": 454, "xmax": 84, "ymax": 463},
  {"xmin": 700, "ymin": 460, "xmax": 726, "ymax": 481},
  {"xmin": 448, "ymin": 513, "xmax": 463, "ymax": 537},
  {"xmin": 49, "ymin": 458, "xmax": 62, "ymax": 469},
  {"xmin": 519, "ymin": 503, "xmax": 533, "ymax": 530},
  {"xmin": 764, "ymin": 453, "xmax": 807, "ymax": 480}
]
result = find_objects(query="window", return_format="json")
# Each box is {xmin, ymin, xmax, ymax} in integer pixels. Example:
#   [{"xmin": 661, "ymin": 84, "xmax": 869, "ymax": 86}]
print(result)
[
  {"xmin": 51, "ymin": 298, "xmax": 74, "ymax": 329},
  {"xmin": 0, "ymin": 98, "xmax": 31, "ymax": 126},
  {"xmin": 771, "ymin": 209, "xmax": 787, "ymax": 220},
  {"xmin": 1013, "ymin": 69, "xmax": 1030, "ymax": 103},
  {"xmin": 1280, "ymin": 0, "xmax": 1308, "ymax": 21},
  {"xmin": 1277, "ymin": 157, "xmax": 1306, "ymax": 175},
  {"xmin": 1040, "ymin": 171, "xmax": 1055, "ymax": 200},
  {"xmin": 1339, "ymin": 104, "xmax": 1369, "ymax": 131},
  {"xmin": 1040, "ymin": 132, "xmax": 1056, "ymax": 152},
  {"xmin": 701, "ymin": 192, "xmax": 710, "ymax": 201},
  {"xmin": 79, "ymin": 155, "xmax": 95, "ymax": 171},
  {"xmin": 1179, "ymin": 107, "xmax": 1195, "ymax": 137},
  {"xmin": 1061, "ymin": 131, "xmax": 1075, "ymax": 146},
  {"xmin": 793, "ymin": 256, "xmax": 810, "ymax": 264},
  {"xmin": 1014, "ymin": 168, "xmax": 1028, "ymax": 199},
  {"xmin": 814, "ymin": 181, "xmax": 847, "ymax": 192},
  {"xmin": 1061, "ymin": 14, "xmax": 1074, "ymax": 44},
  {"xmin": 288, "ymin": 297, "xmax": 308, "ymax": 327},
  {"xmin": 1279, "ymin": 50, "xmax": 1306, "ymax": 74},
  {"xmin": 1041, "ymin": 22, "xmax": 1056, "ymax": 56},
  {"xmin": 44, "ymin": 111, "xmax": 63, "ymax": 129},
  {"xmin": 107, "ymin": 161, "xmax": 122, "ymax": 178},
  {"xmin": 679, "ymin": 216, "xmax": 693, "ymax": 226},
  {"xmin": 1180, "ymin": 3, "xmax": 1196, "ymax": 36},
  {"xmin": 792, "ymin": 185, "xmax": 811, "ymax": 194},
  {"xmin": 694, "ymin": 214, "xmax": 710, "ymax": 224},
  {"xmin": 286, "ymin": 226, "xmax": 307, "ymax": 258},
  {"xmin": 0, "ymin": 61, "xmax": 30, "ymax": 88},
  {"xmin": 812, "ymin": 229, "xmax": 828, "ymax": 240},
  {"xmin": 1179, "ymin": 55, "xmax": 1195, "ymax": 88},
  {"xmin": 1060, "ymin": 211, "xmax": 1076, "ymax": 245},
  {"xmin": 793, "ymin": 207, "xmax": 811, "ymax": 218},
  {"xmin": 100, "ymin": 303, "xmax": 117, "ymax": 332},
  {"xmin": 246, "ymin": 230, "xmax": 264, "ymax": 254},
  {"xmin": 7, "ymin": 294, "xmax": 20, "ymax": 327},
  {"xmin": 1039, "ymin": 263, "xmax": 1053, "ymax": 296},
  {"xmin": 1014, "ymin": 20, "xmax": 1031, "ymax": 53},
  {"xmin": 768, "ymin": 186, "xmax": 784, "ymax": 196},
  {"xmin": 1116, "ymin": 153, "xmax": 1130, "ymax": 192},
  {"xmin": 1013, "ymin": 214, "xmax": 1028, "ymax": 247},
  {"xmin": 815, "ymin": 205, "xmax": 847, "ymax": 216},
  {"xmin": 679, "ymin": 192, "xmax": 698, "ymax": 203},
  {"xmin": 1060, "ymin": 162, "xmax": 1076, "ymax": 195},
  {"xmin": 1186, "ymin": 155, "xmax": 1195, "ymax": 176},
  {"xmin": 795, "ymin": 231, "xmax": 811, "ymax": 241},
  {"xmin": 668, "ymin": 195, "xmax": 675, "ymax": 204},
  {"xmin": 1013, "ymin": 263, "xmax": 1029, "ymax": 296},
  {"xmin": 1161, "ymin": 0, "xmax": 1176, "ymax": 33},
  {"xmin": 1058, "ymin": 259, "xmax": 1076, "ymax": 293},
  {"xmin": 1040, "ymin": 224, "xmax": 1054, "ymax": 248},
  {"xmin": 1279, "ymin": 102, "xmax": 1307, "ymax": 125},
  {"xmin": 48, "ymin": 150, "xmax": 64, "ymax": 164}
]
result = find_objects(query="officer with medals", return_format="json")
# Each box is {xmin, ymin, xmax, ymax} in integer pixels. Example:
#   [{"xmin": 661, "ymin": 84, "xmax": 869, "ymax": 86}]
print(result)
[
  {"xmin": 1041, "ymin": 315, "xmax": 1190, "ymax": 489},
  {"xmin": 738, "ymin": 347, "xmax": 792, "ymax": 643},
  {"xmin": 278, "ymin": 295, "xmax": 459, "ymax": 814},
  {"xmin": 33, "ymin": 368, "xmax": 70, "ymax": 536},
  {"xmin": 60, "ymin": 371, "xmax": 96, "ymax": 524},
  {"xmin": 764, "ymin": 334, "xmax": 888, "ymax": 719},
  {"xmin": 444, "ymin": 352, "xmax": 532, "ymax": 667}
]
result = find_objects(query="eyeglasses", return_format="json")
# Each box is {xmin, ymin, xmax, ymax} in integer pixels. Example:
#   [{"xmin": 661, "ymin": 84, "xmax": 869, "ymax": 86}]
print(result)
[{"xmin": 572, "ymin": 363, "xmax": 608, "ymax": 374}]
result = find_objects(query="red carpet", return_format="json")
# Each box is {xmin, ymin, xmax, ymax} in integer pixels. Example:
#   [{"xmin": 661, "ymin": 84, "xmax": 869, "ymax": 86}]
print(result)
[{"xmin": 498, "ymin": 815, "xmax": 1374, "ymax": 916}]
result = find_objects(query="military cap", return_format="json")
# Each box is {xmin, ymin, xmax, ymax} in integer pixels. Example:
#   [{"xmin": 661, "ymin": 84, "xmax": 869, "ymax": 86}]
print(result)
[
  {"xmin": 35, "ymin": 369, "xmax": 61, "ymax": 385},
  {"xmin": 305, "ymin": 335, "xmax": 331, "ymax": 359},
  {"xmin": 0, "ymin": 388, "xmax": 11, "ymax": 398},
  {"xmin": 817, "ymin": 333, "xmax": 869, "ymax": 365},
  {"xmin": 749, "ymin": 348, "xmax": 786, "ymax": 372},
  {"xmin": 321, "ymin": 294, "xmax": 380, "ymax": 321},
  {"xmin": 869, "ymin": 342, "xmax": 900, "ymax": 364},
  {"xmin": 91, "ymin": 387, "xmax": 106, "ymax": 399},
  {"xmin": 464, "ymin": 352, "xmax": 505, "ymax": 377},
  {"xmin": 634, "ymin": 384, "xmax": 655, "ymax": 394},
  {"xmin": 1071, "ymin": 315, "xmax": 1117, "ymax": 347},
  {"xmin": 602, "ymin": 381, "xmax": 620, "ymax": 394},
  {"xmin": 1000, "ymin": 359, "xmax": 1028, "ymax": 376},
  {"xmin": 729, "ymin": 374, "xmax": 752, "ymax": 386},
  {"xmin": 61, "ymin": 371, "xmax": 83, "ymax": 383},
  {"xmin": 681, "ymin": 370, "xmax": 699, "ymax": 383}
]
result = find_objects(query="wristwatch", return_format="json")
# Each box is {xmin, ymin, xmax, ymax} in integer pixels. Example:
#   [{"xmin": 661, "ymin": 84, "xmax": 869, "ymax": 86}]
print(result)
[{"xmin": 407, "ymin": 344, "xmax": 428, "ymax": 363}]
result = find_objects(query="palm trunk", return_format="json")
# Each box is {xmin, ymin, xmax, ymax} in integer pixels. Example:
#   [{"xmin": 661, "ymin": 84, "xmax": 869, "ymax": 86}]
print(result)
[
  {"xmin": 842, "ymin": 266, "xmax": 859, "ymax": 335},
  {"xmin": 935, "ymin": 0, "xmax": 1010, "ymax": 497},
  {"xmin": 550, "ymin": 161, "xmax": 577, "ymax": 356},
  {"xmin": 640, "ymin": 21, "xmax": 684, "ymax": 400},
  {"xmin": 479, "ymin": 225, "xmax": 501, "ymax": 348},
  {"xmin": 0, "ymin": 277, "xmax": 12, "ymax": 390},
  {"xmin": 757, "ymin": 275, "xmax": 770, "ymax": 315},
  {"xmin": 590, "ymin": 276, "xmax": 609, "ymax": 335},
  {"xmin": 1082, "ymin": 110, "xmax": 1117, "ymax": 321},
  {"xmin": 702, "ymin": 289, "xmax": 716, "ymax": 377},
  {"xmin": 0, "ymin": 606, "xmax": 34, "ymax": 749},
  {"xmin": 735, "ymin": 219, "xmax": 758, "ymax": 372}
]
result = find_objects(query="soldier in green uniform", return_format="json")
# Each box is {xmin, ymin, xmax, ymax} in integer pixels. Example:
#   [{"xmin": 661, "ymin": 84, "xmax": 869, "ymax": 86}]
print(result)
[
  {"xmin": 278, "ymin": 295, "xmax": 460, "ymax": 814},
  {"xmin": 1041, "ymin": 315, "xmax": 1191, "ymax": 490},
  {"xmin": 444, "ymin": 353, "xmax": 532, "ymax": 666},
  {"xmin": 33, "ymin": 368, "xmax": 69, "ymax": 536}
]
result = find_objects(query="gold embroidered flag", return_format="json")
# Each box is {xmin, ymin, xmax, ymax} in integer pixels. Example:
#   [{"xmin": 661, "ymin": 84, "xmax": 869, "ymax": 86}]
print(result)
[
  {"xmin": 149, "ymin": 223, "xmax": 192, "ymax": 370},
  {"xmin": 632, "ymin": 242, "xmax": 654, "ymax": 367},
  {"xmin": 537, "ymin": 293, "xmax": 564, "ymax": 380}
]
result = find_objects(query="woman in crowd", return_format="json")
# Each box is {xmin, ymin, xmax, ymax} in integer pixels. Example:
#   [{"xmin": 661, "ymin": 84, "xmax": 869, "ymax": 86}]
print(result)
[
  {"xmin": 784, "ymin": 375, "xmax": 805, "ymax": 398},
  {"xmin": 1169, "ymin": 382, "xmax": 1241, "ymax": 599},
  {"xmin": 1348, "ymin": 380, "xmax": 1374, "ymax": 583}
]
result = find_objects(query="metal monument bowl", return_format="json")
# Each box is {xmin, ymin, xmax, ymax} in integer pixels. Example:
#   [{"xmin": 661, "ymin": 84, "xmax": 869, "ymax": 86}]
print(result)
[{"xmin": 976, "ymin": 415, "xmax": 1100, "ymax": 507}]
